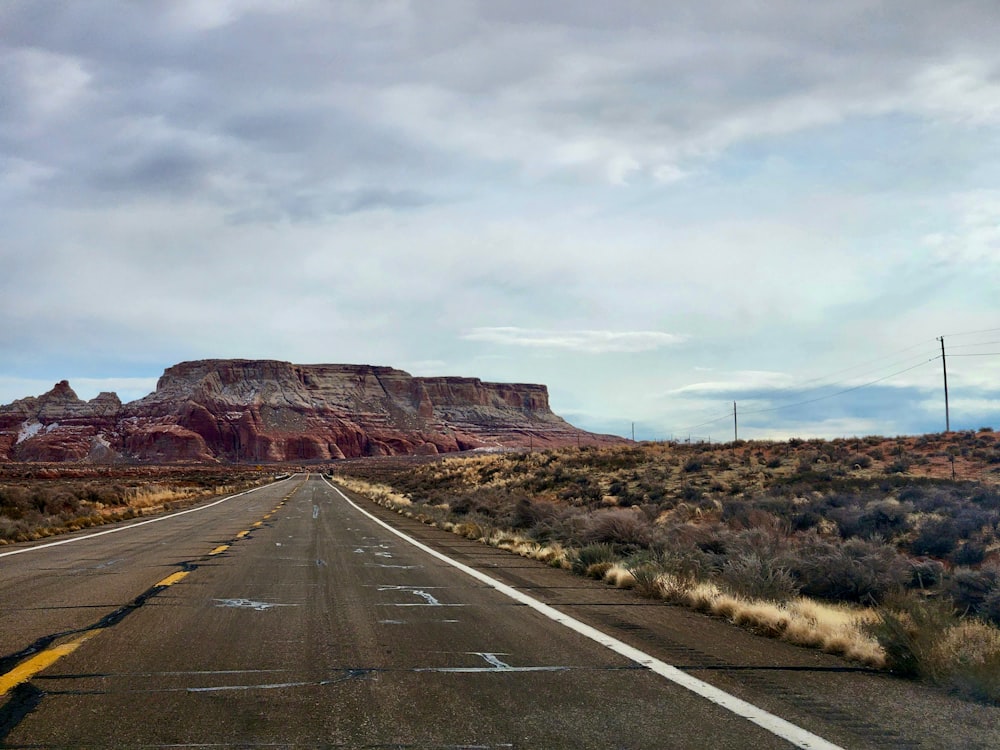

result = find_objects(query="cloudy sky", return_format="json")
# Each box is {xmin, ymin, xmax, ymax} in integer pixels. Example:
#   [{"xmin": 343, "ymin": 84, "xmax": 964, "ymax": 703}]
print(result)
[{"xmin": 2, "ymin": 0, "xmax": 999, "ymax": 441}]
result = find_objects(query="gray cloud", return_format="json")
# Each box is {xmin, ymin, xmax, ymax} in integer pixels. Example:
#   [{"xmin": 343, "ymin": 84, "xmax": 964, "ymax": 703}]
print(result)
[{"xmin": 2, "ymin": 1, "xmax": 1000, "ymax": 437}]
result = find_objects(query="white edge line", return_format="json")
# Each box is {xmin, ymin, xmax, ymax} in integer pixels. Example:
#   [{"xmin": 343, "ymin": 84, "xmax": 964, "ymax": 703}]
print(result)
[
  {"xmin": 0, "ymin": 476, "xmax": 293, "ymax": 558},
  {"xmin": 323, "ymin": 476, "xmax": 844, "ymax": 750}
]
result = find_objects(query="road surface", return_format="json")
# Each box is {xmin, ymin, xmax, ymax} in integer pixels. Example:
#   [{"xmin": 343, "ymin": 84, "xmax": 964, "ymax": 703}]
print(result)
[{"xmin": 1, "ymin": 474, "xmax": 997, "ymax": 748}]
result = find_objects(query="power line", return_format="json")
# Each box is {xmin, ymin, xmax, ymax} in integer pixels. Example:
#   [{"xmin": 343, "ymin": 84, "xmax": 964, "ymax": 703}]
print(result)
[
  {"xmin": 948, "ymin": 340, "xmax": 1000, "ymax": 350},
  {"xmin": 942, "ymin": 326, "xmax": 1000, "ymax": 338},
  {"xmin": 666, "ymin": 349, "xmax": 941, "ymax": 436},
  {"xmin": 788, "ymin": 339, "xmax": 935, "ymax": 390},
  {"xmin": 664, "ymin": 329, "xmax": 997, "ymax": 437},
  {"xmin": 739, "ymin": 357, "xmax": 941, "ymax": 417},
  {"xmin": 674, "ymin": 411, "xmax": 735, "ymax": 433}
]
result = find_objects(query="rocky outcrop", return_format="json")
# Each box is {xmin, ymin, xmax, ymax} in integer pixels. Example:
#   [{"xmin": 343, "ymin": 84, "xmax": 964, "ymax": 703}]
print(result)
[
  {"xmin": 0, "ymin": 382, "xmax": 124, "ymax": 463},
  {"xmin": 0, "ymin": 360, "xmax": 623, "ymax": 463}
]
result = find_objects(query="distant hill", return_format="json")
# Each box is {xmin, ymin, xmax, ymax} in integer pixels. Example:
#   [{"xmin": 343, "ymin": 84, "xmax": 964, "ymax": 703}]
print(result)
[{"xmin": 0, "ymin": 359, "xmax": 624, "ymax": 463}]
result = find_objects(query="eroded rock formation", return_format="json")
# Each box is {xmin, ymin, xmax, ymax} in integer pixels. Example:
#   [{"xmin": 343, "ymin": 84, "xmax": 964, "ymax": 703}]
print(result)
[{"xmin": 0, "ymin": 360, "xmax": 622, "ymax": 463}]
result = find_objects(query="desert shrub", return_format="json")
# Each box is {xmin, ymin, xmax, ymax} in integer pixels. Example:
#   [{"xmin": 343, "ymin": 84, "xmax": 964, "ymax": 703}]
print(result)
[
  {"xmin": 908, "ymin": 558, "xmax": 946, "ymax": 589},
  {"xmin": 887, "ymin": 458, "xmax": 912, "ymax": 474},
  {"xmin": 510, "ymin": 497, "xmax": 571, "ymax": 540},
  {"xmin": 910, "ymin": 519, "xmax": 960, "ymax": 557},
  {"xmin": 867, "ymin": 594, "xmax": 958, "ymax": 677},
  {"xmin": 855, "ymin": 499, "xmax": 912, "ymax": 539},
  {"xmin": 981, "ymin": 589, "xmax": 1000, "ymax": 627},
  {"xmin": 718, "ymin": 552, "xmax": 800, "ymax": 602},
  {"xmin": 557, "ymin": 476, "xmax": 603, "ymax": 504},
  {"xmin": 951, "ymin": 542, "xmax": 987, "ymax": 567},
  {"xmin": 945, "ymin": 567, "xmax": 999, "ymax": 616},
  {"xmin": 869, "ymin": 594, "xmax": 1000, "ymax": 702},
  {"xmin": 581, "ymin": 509, "xmax": 653, "ymax": 550},
  {"xmin": 791, "ymin": 509, "xmax": 822, "ymax": 532},
  {"xmin": 782, "ymin": 537, "xmax": 909, "ymax": 603},
  {"xmin": 0, "ymin": 486, "xmax": 32, "ymax": 518},
  {"xmin": 954, "ymin": 507, "xmax": 994, "ymax": 537},
  {"xmin": 682, "ymin": 458, "xmax": 703, "ymax": 473},
  {"xmin": 569, "ymin": 543, "xmax": 619, "ymax": 577},
  {"xmin": 628, "ymin": 560, "xmax": 670, "ymax": 597},
  {"xmin": 728, "ymin": 525, "xmax": 787, "ymax": 559}
]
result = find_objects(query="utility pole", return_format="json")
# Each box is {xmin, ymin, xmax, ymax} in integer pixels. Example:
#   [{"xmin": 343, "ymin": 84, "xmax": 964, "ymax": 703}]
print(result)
[
  {"xmin": 733, "ymin": 401, "xmax": 738, "ymax": 443},
  {"xmin": 631, "ymin": 422, "xmax": 635, "ymax": 442},
  {"xmin": 939, "ymin": 336, "xmax": 951, "ymax": 433}
]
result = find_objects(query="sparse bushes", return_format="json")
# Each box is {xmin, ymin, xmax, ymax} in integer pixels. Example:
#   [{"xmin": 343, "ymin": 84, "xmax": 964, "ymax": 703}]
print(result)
[
  {"xmin": 569, "ymin": 543, "xmax": 619, "ymax": 577},
  {"xmin": 945, "ymin": 566, "xmax": 1000, "ymax": 620},
  {"xmin": 0, "ymin": 470, "xmax": 268, "ymax": 544},
  {"xmin": 581, "ymin": 509, "xmax": 653, "ymax": 549},
  {"xmin": 868, "ymin": 594, "xmax": 957, "ymax": 677},
  {"xmin": 719, "ymin": 552, "xmax": 800, "ymax": 602},
  {"xmin": 335, "ymin": 438, "xmax": 1000, "ymax": 702},
  {"xmin": 911, "ymin": 518, "xmax": 960, "ymax": 557},
  {"xmin": 782, "ymin": 537, "xmax": 909, "ymax": 603},
  {"xmin": 868, "ymin": 593, "xmax": 1000, "ymax": 702}
]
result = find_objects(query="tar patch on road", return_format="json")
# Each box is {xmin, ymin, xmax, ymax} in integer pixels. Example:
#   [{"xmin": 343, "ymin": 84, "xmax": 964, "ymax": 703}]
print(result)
[{"xmin": 0, "ymin": 683, "xmax": 43, "ymax": 742}]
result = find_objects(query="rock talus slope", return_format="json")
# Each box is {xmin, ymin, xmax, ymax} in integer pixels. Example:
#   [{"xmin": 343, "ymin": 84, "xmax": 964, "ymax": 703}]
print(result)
[{"xmin": 0, "ymin": 360, "xmax": 623, "ymax": 462}]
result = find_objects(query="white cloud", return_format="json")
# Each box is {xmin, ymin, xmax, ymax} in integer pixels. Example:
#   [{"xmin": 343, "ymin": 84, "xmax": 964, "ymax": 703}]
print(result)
[
  {"xmin": 463, "ymin": 327, "xmax": 686, "ymax": 354},
  {"xmin": 670, "ymin": 371, "xmax": 796, "ymax": 396},
  {"xmin": 908, "ymin": 59, "xmax": 1000, "ymax": 126}
]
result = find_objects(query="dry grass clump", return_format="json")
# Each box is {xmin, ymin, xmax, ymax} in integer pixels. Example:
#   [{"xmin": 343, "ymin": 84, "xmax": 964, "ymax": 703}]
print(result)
[
  {"xmin": 128, "ymin": 484, "xmax": 204, "ymax": 509},
  {"xmin": 334, "ymin": 476, "xmax": 412, "ymax": 507},
  {"xmin": 627, "ymin": 563, "xmax": 885, "ymax": 666},
  {"xmin": 603, "ymin": 563, "xmax": 637, "ymax": 589},
  {"xmin": 928, "ymin": 621, "xmax": 1000, "ymax": 702},
  {"xmin": 868, "ymin": 594, "xmax": 1000, "ymax": 702}
]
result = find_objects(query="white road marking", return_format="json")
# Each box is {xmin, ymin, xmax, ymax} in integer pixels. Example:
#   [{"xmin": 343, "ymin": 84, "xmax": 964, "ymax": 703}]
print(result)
[
  {"xmin": 213, "ymin": 598, "xmax": 298, "ymax": 611},
  {"xmin": 323, "ymin": 476, "xmax": 845, "ymax": 750},
  {"xmin": 474, "ymin": 652, "xmax": 512, "ymax": 669},
  {"xmin": 376, "ymin": 585, "xmax": 443, "ymax": 606},
  {"xmin": 0, "ymin": 478, "xmax": 292, "ymax": 559}
]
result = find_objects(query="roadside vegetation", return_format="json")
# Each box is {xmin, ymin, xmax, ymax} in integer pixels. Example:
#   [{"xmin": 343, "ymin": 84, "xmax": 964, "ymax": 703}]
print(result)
[
  {"xmin": 333, "ymin": 430, "xmax": 1000, "ymax": 704},
  {"xmin": 0, "ymin": 465, "xmax": 272, "ymax": 543}
]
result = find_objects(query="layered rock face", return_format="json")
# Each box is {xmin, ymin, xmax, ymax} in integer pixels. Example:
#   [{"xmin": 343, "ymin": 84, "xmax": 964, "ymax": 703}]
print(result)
[{"xmin": 0, "ymin": 360, "xmax": 622, "ymax": 463}]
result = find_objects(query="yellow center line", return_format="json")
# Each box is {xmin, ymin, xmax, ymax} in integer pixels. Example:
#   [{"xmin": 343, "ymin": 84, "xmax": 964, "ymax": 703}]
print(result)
[
  {"xmin": 209, "ymin": 545, "xmax": 229, "ymax": 556},
  {"xmin": 156, "ymin": 571, "xmax": 190, "ymax": 587},
  {"xmin": 252, "ymin": 521, "xmax": 263, "ymax": 527},
  {"xmin": 236, "ymin": 530, "xmax": 250, "ymax": 539},
  {"xmin": 0, "ymin": 629, "xmax": 105, "ymax": 697}
]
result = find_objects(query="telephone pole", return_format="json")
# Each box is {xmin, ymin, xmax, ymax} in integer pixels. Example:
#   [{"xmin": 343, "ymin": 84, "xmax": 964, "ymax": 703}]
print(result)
[
  {"xmin": 939, "ymin": 336, "xmax": 950, "ymax": 433},
  {"xmin": 733, "ymin": 401, "xmax": 738, "ymax": 443}
]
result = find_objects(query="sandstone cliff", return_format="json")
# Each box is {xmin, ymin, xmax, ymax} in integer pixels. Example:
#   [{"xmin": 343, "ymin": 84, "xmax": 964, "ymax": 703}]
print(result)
[{"xmin": 0, "ymin": 360, "xmax": 622, "ymax": 463}]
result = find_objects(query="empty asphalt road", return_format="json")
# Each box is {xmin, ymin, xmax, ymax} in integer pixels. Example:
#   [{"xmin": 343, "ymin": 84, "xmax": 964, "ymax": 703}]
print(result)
[{"xmin": 1, "ymin": 474, "xmax": 997, "ymax": 748}]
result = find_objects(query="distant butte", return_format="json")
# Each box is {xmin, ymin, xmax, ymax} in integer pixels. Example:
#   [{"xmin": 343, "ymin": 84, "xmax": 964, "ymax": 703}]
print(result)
[{"xmin": 0, "ymin": 359, "xmax": 624, "ymax": 463}]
